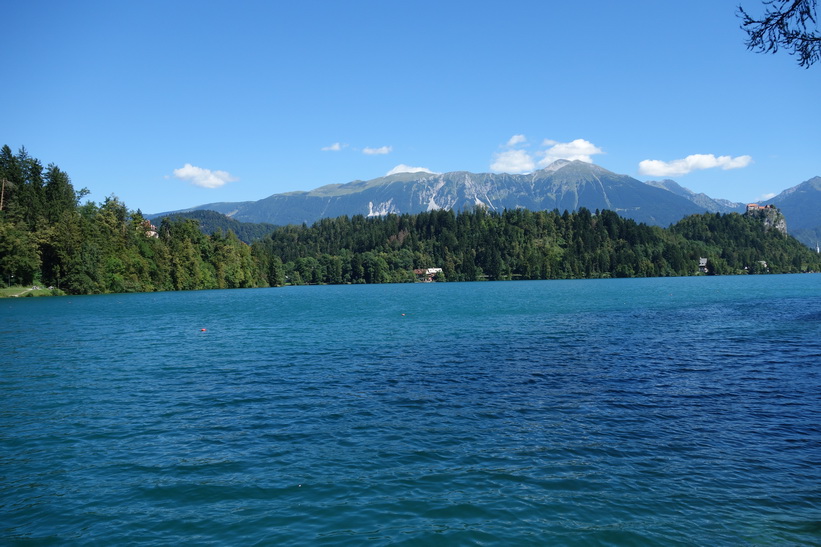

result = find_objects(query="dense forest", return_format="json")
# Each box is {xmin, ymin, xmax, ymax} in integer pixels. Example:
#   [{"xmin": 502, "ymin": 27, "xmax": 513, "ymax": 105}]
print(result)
[
  {"xmin": 1, "ymin": 146, "xmax": 819, "ymax": 295},
  {"xmin": 0, "ymin": 146, "xmax": 263, "ymax": 294},
  {"xmin": 252, "ymin": 206, "xmax": 820, "ymax": 284}
]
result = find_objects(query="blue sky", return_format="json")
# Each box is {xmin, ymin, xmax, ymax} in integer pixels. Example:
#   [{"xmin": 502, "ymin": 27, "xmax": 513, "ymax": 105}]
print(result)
[{"xmin": 3, "ymin": 0, "xmax": 819, "ymax": 214}]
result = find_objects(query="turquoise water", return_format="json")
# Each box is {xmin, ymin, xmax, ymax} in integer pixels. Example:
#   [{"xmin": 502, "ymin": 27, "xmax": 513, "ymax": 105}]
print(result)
[{"xmin": 1, "ymin": 275, "xmax": 820, "ymax": 545}]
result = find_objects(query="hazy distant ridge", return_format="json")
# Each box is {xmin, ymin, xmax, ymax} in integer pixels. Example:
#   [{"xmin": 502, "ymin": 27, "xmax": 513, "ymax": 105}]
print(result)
[
  {"xmin": 154, "ymin": 160, "xmax": 704, "ymax": 226},
  {"xmin": 151, "ymin": 161, "xmax": 821, "ymax": 248}
]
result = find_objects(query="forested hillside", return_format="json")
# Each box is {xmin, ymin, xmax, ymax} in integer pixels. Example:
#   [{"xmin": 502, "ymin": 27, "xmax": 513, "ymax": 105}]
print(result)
[
  {"xmin": 153, "ymin": 210, "xmax": 277, "ymax": 243},
  {"xmin": 0, "ymin": 146, "xmax": 263, "ymax": 293},
  {"xmin": 252, "ymin": 207, "xmax": 820, "ymax": 285},
  {"xmin": 2, "ymin": 146, "xmax": 819, "ymax": 295}
]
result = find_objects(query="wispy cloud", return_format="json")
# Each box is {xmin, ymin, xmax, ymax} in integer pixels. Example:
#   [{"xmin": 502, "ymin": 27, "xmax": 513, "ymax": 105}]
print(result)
[
  {"xmin": 638, "ymin": 154, "xmax": 753, "ymax": 177},
  {"xmin": 386, "ymin": 164, "xmax": 436, "ymax": 176},
  {"xmin": 363, "ymin": 145, "xmax": 392, "ymax": 155},
  {"xmin": 506, "ymin": 134, "xmax": 527, "ymax": 147},
  {"xmin": 490, "ymin": 135, "xmax": 604, "ymax": 174},
  {"xmin": 321, "ymin": 142, "xmax": 345, "ymax": 151},
  {"xmin": 172, "ymin": 163, "xmax": 238, "ymax": 189}
]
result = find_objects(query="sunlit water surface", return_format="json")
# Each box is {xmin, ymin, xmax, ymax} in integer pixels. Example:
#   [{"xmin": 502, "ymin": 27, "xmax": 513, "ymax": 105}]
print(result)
[{"xmin": 2, "ymin": 275, "xmax": 820, "ymax": 545}]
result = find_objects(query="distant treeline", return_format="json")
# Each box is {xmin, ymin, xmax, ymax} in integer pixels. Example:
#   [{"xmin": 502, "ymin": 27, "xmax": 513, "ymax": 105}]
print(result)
[
  {"xmin": 153, "ymin": 210, "xmax": 277, "ymax": 243},
  {"xmin": 1, "ymin": 145, "xmax": 819, "ymax": 295},
  {"xmin": 251, "ymin": 206, "xmax": 820, "ymax": 285}
]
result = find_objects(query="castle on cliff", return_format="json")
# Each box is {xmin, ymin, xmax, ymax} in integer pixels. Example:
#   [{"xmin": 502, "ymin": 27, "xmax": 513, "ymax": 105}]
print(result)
[{"xmin": 745, "ymin": 203, "xmax": 787, "ymax": 236}]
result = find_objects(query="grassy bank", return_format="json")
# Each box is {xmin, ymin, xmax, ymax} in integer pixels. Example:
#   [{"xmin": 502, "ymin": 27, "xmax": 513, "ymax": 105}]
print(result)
[{"xmin": 0, "ymin": 286, "xmax": 65, "ymax": 298}]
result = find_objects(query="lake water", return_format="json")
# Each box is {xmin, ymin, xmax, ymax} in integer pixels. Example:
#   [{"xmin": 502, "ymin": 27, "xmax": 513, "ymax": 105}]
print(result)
[{"xmin": 1, "ymin": 275, "xmax": 820, "ymax": 545}]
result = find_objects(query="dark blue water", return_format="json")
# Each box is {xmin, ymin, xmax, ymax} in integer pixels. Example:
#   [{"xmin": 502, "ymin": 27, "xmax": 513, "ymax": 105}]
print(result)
[{"xmin": 2, "ymin": 275, "xmax": 820, "ymax": 545}]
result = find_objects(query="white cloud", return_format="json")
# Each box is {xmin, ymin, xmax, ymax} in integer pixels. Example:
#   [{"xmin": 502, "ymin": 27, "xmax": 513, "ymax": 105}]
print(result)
[
  {"xmin": 491, "ymin": 137, "xmax": 604, "ymax": 173},
  {"xmin": 537, "ymin": 138, "xmax": 604, "ymax": 167},
  {"xmin": 172, "ymin": 163, "xmax": 238, "ymax": 189},
  {"xmin": 363, "ymin": 145, "xmax": 392, "ymax": 155},
  {"xmin": 506, "ymin": 134, "xmax": 527, "ymax": 147},
  {"xmin": 638, "ymin": 154, "xmax": 753, "ymax": 177},
  {"xmin": 491, "ymin": 149, "xmax": 536, "ymax": 173},
  {"xmin": 757, "ymin": 192, "xmax": 777, "ymax": 201},
  {"xmin": 321, "ymin": 142, "xmax": 344, "ymax": 151},
  {"xmin": 386, "ymin": 164, "xmax": 436, "ymax": 176}
]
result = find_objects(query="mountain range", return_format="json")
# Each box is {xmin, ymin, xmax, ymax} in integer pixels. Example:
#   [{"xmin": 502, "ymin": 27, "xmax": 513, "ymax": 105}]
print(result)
[
  {"xmin": 764, "ymin": 176, "xmax": 821, "ymax": 248},
  {"xmin": 151, "ymin": 160, "xmax": 821, "ymax": 249}
]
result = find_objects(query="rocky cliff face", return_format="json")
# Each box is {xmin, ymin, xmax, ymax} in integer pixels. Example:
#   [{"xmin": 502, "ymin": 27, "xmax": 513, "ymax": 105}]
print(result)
[{"xmin": 745, "ymin": 205, "xmax": 787, "ymax": 235}]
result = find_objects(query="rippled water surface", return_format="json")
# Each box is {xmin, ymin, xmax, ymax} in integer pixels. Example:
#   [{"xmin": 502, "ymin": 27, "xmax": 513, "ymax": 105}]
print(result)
[{"xmin": 2, "ymin": 275, "xmax": 820, "ymax": 545}]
